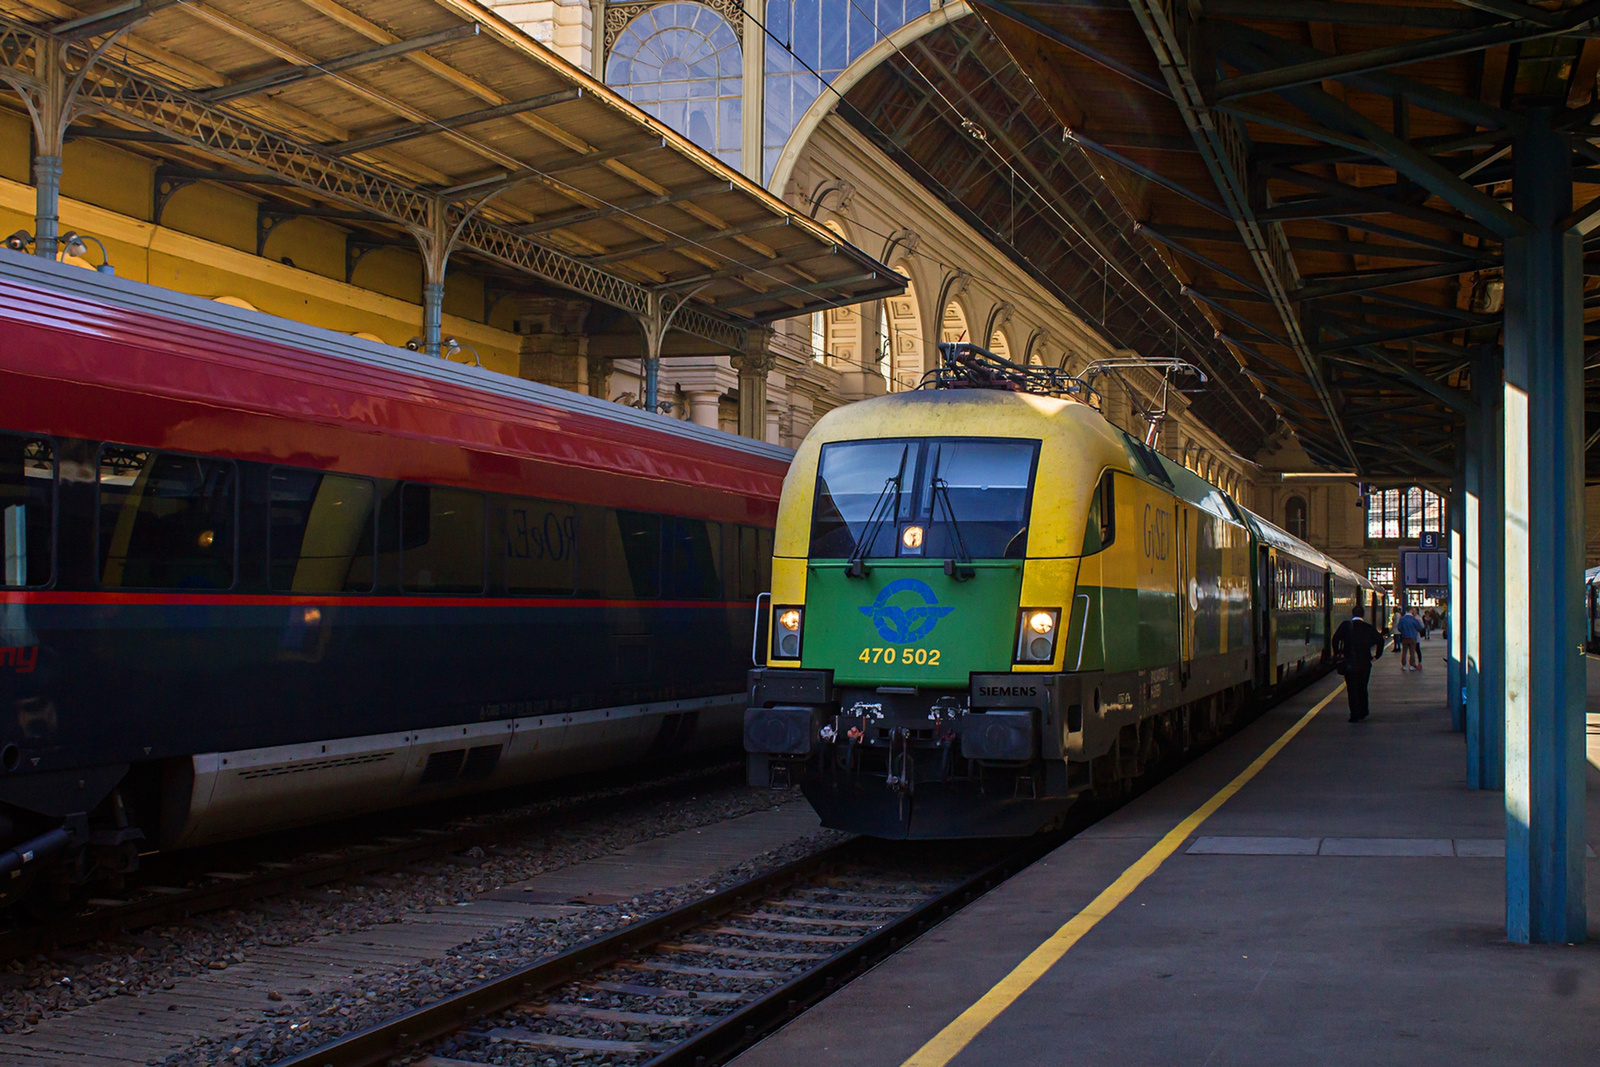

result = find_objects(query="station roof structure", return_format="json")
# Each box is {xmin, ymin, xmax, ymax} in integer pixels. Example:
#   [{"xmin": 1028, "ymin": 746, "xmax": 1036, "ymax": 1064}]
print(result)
[
  {"xmin": 892, "ymin": 0, "xmax": 1600, "ymax": 481},
  {"xmin": 0, "ymin": 0, "xmax": 905, "ymax": 353}
]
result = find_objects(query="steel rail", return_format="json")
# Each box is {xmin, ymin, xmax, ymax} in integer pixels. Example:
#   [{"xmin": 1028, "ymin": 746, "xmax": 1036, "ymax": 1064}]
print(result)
[
  {"xmin": 645, "ymin": 832, "xmax": 1065, "ymax": 1067},
  {"xmin": 281, "ymin": 833, "xmax": 1064, "ymax": 1067}
]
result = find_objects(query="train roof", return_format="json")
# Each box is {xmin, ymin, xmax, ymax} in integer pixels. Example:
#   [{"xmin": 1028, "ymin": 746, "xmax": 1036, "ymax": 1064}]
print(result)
[
  {"xmin": 0, "ymin": 250, "xmax": 793, "ymax": 465},
  {"xmin": 1239, "ymin": 509, "xmax": 1337, "ymax": 572},
  {"xmin": 0, "ymin": 253, "xmax": 797, "ymax": 524},
  {"xmin": 1326, "ymin": 556, "xmax": 1374, "ymax": 590}
]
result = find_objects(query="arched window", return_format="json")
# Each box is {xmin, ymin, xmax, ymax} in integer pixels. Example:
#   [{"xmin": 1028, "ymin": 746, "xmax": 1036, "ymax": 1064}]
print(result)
[
  {"xmin": 882, "ymin": 281, "xmax": 923, "ymax": 391},
  {"xmin": 940, "ymin": 301, "xmax": 969, "ymax": 343},
  {"xmin": 764, "ymin": 0, "xmax": 931, "ymax": 180},
  {"xmin": 988, "ymin": 328, "xmax": 1012, "ymax": 361},
  {"xmin": 1285, "ymin": 496, "xmax": 1308, "ymax": 539},
  {"xmin": 608, "ymin": 4, "xmax": 743, "ymax": 170}
]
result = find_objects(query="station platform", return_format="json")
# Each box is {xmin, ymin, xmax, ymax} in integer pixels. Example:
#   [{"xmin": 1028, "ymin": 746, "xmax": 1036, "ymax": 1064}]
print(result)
[{"xmin": 737, "ymin": 641, "xmax": 1600, "ymax": 1066}]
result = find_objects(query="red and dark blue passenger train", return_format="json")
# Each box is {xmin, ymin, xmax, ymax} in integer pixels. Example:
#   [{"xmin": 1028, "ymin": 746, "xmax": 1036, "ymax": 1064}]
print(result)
[{"xmin": 0, "ymin": 253, "xmax": 781, "ymax": 899}]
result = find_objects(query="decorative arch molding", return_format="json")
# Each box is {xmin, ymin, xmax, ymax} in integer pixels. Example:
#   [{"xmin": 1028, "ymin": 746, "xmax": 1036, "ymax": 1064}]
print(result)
[
  {"xmin": 934, "ymin": 270, "xmax": 969, "ymax": 326},
  {"xmin": 1023, "ymin": 327, "xmax": 1050, "ymax": 365},
  {"xmin": 880, "ymin": 227, "xmax": 920, "ymax": 267},
  {"xmin": 767, "ymin": 1, "xmax": 973, "ymax": 193},
  {"xmin": 807, "ymin": 178, "xmax": 856, "ymax": 218},
  {"xmin": 982, "ymin": 301, "xmax": 1012, "ymax": 349}
]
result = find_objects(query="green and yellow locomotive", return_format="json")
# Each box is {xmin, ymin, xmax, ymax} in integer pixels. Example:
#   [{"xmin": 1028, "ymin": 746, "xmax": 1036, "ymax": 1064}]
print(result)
[{"xmin": 744, "ymin": 347, "xmax": 1380, "ymax": 838}]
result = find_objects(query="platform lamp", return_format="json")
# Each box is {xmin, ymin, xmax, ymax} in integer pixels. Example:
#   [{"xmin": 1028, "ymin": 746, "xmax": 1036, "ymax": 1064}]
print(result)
[
  {"xmin": 60, "ymin": 231, "xmax": 114, "ymax": 274},
  {"xmin": 3, "ymin": 230, "xmax": 33, "ymax": 252}
]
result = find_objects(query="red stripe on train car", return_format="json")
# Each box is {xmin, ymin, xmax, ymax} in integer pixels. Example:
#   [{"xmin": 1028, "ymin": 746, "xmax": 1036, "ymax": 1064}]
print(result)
[{"xmin": 0, "ymin": 591, "xmax": 756, "ymax": 609}]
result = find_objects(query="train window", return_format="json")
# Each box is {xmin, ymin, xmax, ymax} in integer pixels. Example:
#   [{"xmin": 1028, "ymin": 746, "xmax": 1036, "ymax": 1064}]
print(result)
[
  {"xmin": 602, "ymin": 510, "xmax": 661, "ymax": 597},
  {"xmin": 0, "ymin": 435, "xmax": 53, "ymax": 588},
  {"xmin": 667, "ymin": 518, "xmax": 722, "ymax": 598},
  {"xmin": 811, "ymin": 438, "xmax": 1038, "ymax": 559},
  {"xmin": 269, "ymin": 469, "xmax": 376, "ymax": 592},
  {"xmin": 923, "ymin": 440, "xmax": 1038, "ymax": 558},
  {"xmin": 1081, "ymin": 471, "xmax": 1116, "ymax": 554},
  {"xmin": 506, "ymin": 498, "xmax": 577, "ymax": 595},
  {"xmin": 810, "ymin": 440, "xmax": 913, "ymax": 558},
  {"xmin": 401, "ymin": 485, "xmax": 485, "ymax": 593},
  {"xmin": 738, "ymin": 524, "xmax": 760, "ymax": 599},
  {"xmin": 98, "ymin": 447, "xmax": 236, "ymax": 589}
]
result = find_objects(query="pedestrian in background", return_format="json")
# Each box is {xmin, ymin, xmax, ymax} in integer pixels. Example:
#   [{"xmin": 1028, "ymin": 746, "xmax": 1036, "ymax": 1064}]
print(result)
[
  {"xmin": 1334, "ymin": 606, "xmax": 1385, "ymax": 722},
  {"xmin": 1397, "ymin": 608, "xmax": 1425, "ymax": 671}
]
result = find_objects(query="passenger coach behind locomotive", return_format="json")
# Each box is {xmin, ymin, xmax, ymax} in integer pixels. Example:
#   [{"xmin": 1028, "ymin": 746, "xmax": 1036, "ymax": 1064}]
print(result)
[
  {"xmin": 0, "ymin": 253, "xmax": 780, "ymax": 902},
  {"xmin": 745, "ymin": 345, "xmax": 1372, "ymax": 839}
]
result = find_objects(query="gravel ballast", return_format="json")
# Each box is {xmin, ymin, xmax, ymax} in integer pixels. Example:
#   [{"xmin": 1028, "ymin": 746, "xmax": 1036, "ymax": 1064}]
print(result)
[{"xmin": 0, "ymin": 780, "xmax": 816, "ymax": 1047}]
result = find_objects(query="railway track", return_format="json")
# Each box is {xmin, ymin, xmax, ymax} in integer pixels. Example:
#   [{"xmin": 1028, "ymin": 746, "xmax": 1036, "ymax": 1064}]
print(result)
[
  {"xmin": 280, "ymin": 832, "xmax": 1065, "ymax": 1067},
  {"xmin": 0, "ymin": 759, "xmax": 744, "ymax": 965}
]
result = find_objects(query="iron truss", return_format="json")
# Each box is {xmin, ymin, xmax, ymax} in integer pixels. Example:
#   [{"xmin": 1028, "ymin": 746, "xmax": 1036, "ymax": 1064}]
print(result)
[
  {"xmin": 0, "ymin": 14, "xmax": 750, "ymax": 354},
  {"xmin": 839, "ymin": 15, "xmax": 1276, "ymax": 457},
  {"xmin": 971, "ymin": 0, "xmax": 1600, "ymax": 480}
]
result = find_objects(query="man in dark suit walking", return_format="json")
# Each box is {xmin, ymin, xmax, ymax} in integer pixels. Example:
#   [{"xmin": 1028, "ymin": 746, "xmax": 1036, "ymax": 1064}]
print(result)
[{"xmin": 1333, "ymin": 607, "xmax": 1385, "ymax": 722}]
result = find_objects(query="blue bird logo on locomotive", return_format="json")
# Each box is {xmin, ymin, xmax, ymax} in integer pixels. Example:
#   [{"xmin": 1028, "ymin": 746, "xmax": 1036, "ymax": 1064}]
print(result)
[{"xmin": 859, "ymin": 578, "xmax": 954, "ymax": 644}]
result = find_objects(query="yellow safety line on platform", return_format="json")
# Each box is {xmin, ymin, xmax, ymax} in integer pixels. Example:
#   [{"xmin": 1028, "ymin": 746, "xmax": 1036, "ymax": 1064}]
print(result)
[{"xmin": 902, "ymin": 682, "xmax": 1347, "ymax": 1067}]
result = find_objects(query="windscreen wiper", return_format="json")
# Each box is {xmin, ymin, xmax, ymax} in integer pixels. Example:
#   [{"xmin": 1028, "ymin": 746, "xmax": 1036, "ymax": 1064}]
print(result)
[
  {"xmin": 932, "ymin": 477, "xmax": 974, "ymax": 581},
  {"xmin": 846, "ymin": 475, "xmax": 900, "ymax": 579}
]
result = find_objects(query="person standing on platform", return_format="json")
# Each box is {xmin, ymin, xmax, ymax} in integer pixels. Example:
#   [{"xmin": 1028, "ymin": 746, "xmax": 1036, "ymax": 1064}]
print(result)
[
  {"xmin": 1333, "ymin": 607, "xmax": 1385, "ymax": 722},
  {"xmin": 1397, "ymin": 608, "xmax": 1425, "ymax": 671}
]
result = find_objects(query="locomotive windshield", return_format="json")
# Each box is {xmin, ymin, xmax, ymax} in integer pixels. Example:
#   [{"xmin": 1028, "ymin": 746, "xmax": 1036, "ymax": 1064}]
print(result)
[{"xmin": 810, "ymin": 437, "xmax": 1038, "ymax": 559}]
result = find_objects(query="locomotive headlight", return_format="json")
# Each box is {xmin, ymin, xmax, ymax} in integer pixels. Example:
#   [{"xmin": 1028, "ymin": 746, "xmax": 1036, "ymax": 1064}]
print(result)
[
  {"xmin": 1016, "ymin": 607, "xmax": 1061, "ymax": 664},
  {"xmin": 901, "ymin": 525, "xmax": 924, "ymax": 549},
  {"xmin": 772, "ymin": 605, "xmax": 804, "ymax": 660}
]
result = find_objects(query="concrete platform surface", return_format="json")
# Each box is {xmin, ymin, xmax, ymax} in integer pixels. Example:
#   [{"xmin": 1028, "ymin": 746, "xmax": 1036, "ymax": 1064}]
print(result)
[{"xmin": 737, "ymin": 642, "xmax": 1600, "ymax": 1066}]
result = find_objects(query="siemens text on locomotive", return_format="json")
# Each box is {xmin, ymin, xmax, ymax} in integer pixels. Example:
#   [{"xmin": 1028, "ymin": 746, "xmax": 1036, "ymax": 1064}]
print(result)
[
  {"xmin": 744, "ymin": 345, "xmax": 1385, "ymax": 838},
  {"xmin": 0, "ymin": 253, "xmax": 780, "ymax": 902}
]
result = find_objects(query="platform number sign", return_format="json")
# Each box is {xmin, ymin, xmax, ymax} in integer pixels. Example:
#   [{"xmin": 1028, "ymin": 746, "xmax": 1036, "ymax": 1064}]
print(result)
[{"xmin": 1419, "ymin": 531, "xmax": 1442, "ymax": 550}]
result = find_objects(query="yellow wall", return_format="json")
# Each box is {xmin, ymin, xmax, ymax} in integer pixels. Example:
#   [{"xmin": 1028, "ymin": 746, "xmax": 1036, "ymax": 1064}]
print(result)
[{"xmin": 0, "ymin": 125, "xmax": 524, "ymax": 374}]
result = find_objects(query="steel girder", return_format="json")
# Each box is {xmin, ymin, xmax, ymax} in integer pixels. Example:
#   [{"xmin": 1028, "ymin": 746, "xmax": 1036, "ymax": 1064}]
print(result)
[
  {"xmin": 1113, "ymin": 0, "xmax": 1564, "ymax": 476},
  {"xmin": 1127, "ymin": 0, "xmax": 1360, "ymax": 469}
]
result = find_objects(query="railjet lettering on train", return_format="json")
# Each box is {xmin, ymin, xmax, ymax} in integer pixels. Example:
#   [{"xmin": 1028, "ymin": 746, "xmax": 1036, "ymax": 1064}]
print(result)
[{"xmin": 0, "ymin": 647, "xmax": 38, "ymax": 673}]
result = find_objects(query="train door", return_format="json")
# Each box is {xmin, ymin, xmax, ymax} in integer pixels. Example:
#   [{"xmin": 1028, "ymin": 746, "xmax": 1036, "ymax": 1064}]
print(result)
[
  {"xmin": 1257, "ymin": 545, "xmax": 1274, "ymax": 687},
  {"xmin": 1323, "ymin": 573, "xmax": 1334, "ymax": 662},
  {"xmin": 1177, "ymin": 502, "xmax": 1193, "ymax": 686}
]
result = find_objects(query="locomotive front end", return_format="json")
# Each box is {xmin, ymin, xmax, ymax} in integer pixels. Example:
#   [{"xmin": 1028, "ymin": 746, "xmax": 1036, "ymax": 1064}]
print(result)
[{"xmin": 746, "ymin": 385, "xmax": 1111, "ymax": 838}]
